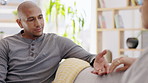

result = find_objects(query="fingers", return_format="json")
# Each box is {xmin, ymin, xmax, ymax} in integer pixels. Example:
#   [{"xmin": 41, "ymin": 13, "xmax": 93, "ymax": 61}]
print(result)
[
  {"xmin": 92, "ymin": 63, "xmax": 110, "ymax": 75},
  {"xmin": 91, "ymin": 50, "xmax": 109, "ymax": 75},
  {"xmin": 91, "ymin": 69, "xmax": 104, "ymax": 75},
  {"xmin": 91, "ymin": 70, "xmax": 98, "ymax": 75},
  {"xmin": 95, "ymin": 50, "xmax": 107, "ymax": 62},
  {"xmin": 98, "ymin": 68, "xmax": 105, "ymax": 75},
  {"xmin": 94, "ymin": 50, "xmax": 107, "ymax": 71},
  {"xmin": 105, "ymin": 64, "xmax": 110, "ymax": 74},
  {"xmin": 109, "ymin": 57, "xmax": 124, "ymax": 73},
  {"xmin": 116, "ymin": 66, "xmax": 129, "ymax": 72},
  {"xmin": 91, "ymin": 68, "xmax": 106, "ymax": 75},
  {"xmin": 98, "ymin": 64, "xmax": 110, "ymax": 75}
]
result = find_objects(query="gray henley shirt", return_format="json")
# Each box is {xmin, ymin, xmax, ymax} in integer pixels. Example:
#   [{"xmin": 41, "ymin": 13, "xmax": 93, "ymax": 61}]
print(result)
[{"xmin": 0, "ymin": 31, "xmax": 95, "ymax": 83}]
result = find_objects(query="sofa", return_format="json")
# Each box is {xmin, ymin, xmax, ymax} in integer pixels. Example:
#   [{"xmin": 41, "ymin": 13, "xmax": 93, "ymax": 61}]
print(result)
[{"xmin": 52, "ymin": 58, "xmax": 124, "ymax": 83}]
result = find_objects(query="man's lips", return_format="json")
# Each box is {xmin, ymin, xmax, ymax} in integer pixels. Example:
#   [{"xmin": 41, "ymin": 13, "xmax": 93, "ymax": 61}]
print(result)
[{"xmin": 35, "ymin": 28, "xmax": 42, "ymax": 32}]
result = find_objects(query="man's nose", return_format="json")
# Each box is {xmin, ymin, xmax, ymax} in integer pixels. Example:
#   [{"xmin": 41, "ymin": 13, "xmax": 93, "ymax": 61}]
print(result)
[{"xmin": 35, "ymin": 19, "xmax": 41, "ymax": 27}]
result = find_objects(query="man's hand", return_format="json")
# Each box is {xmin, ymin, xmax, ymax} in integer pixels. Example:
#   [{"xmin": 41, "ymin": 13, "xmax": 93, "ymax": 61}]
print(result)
[
  {"xmin": 109, "ymin": 57, "xmax": 137, "ymax": 73},
  {"xmin": 91, "ymin": 50, "xmax": 110, "ymax": 75}
]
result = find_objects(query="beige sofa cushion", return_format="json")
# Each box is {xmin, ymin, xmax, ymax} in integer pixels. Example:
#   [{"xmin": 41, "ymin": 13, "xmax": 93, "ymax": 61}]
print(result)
[{"xmin": 52, "ymin": 58, "xmax": 90, "ymax": 83}]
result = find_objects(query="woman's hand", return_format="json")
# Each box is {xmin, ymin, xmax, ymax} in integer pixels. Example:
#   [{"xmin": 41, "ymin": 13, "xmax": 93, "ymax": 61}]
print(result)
[{"xmin": 109, "ymin": 57, "xmax": 137, "ymax": 73}]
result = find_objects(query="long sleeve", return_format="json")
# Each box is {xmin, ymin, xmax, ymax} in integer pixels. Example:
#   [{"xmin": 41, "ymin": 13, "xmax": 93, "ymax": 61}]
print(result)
[
  {"xmin": 121, "ymin": 48, "xmax": 148, "ymax": 83},
  {"xmin": 57, "ymin": 36, "xmax": 96, "ymax": 63},
  {"xmin": 0, "ymin": 39, "xmax": 9, "ymax": 83}
]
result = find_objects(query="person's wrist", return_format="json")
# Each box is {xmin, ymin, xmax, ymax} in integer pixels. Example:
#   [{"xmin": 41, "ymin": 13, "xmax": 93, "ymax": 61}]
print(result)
[{"xmin": 90, "ymin": 59, "xmax": 95, "ymax": 67}]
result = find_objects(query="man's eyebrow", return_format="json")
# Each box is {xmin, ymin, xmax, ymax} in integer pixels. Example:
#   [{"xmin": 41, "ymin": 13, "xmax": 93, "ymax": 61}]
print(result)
[
  {"xmin": 26, "ymin": 14, "xmax": 43, "ymax": 20},
  {"xmin": 39, "ymin": 14, "xmax": 43, "ymax": 17}
]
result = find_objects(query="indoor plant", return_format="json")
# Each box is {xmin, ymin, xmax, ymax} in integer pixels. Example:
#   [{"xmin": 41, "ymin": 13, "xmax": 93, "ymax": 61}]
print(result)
[{"xmin": 45, "ymin": 0, "xmax": 85, "ymax": 45}]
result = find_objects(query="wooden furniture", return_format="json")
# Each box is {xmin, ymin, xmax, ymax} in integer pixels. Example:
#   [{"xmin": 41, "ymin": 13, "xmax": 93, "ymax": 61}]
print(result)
[
  {"xmin": 96, "ymin": 0, "xmax": 145, "ymax": 56},
  {"xmin": 0, "ymin": 3, "xmax": 19, "ymax": 23}
]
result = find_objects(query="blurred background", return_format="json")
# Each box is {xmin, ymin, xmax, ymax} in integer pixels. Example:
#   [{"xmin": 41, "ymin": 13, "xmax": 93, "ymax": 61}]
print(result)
[{"xmin": 0, "ymin": 0, "xmax": 147, "ymax": 60}]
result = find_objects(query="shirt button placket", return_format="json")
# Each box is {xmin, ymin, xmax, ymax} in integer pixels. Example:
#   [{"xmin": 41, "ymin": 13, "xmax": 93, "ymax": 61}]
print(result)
[{"xmin": 30, "ymin": 43, "xmax": 35, "ymax": 57}]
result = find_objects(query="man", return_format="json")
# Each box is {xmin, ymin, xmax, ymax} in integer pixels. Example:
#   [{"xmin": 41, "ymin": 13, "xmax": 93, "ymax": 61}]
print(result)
[{"xmin": 0, "ymin": 1, "xmax": 109, "ymax": 83}]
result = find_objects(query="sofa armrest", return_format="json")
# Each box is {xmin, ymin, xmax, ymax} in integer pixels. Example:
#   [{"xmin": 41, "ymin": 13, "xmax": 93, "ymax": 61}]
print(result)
[{"xmin": 74, "ymin": 67, "xmax": 124, "ymax": 83}]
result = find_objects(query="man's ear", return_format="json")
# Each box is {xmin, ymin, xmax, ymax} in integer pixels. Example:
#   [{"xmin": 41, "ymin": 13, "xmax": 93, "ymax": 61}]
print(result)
[{"xmin": 16, "ymin": 19, "xmax": 23, "ymax": 29}]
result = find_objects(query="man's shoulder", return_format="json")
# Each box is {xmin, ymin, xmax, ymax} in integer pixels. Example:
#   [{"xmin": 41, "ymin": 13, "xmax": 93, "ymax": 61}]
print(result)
[
  {"xmin": 1, "ymin": 34, "xmax": 18, "ymax": 41},
  {"xmin": 0, "ymin": 34, "xmax": 18, "ymax": 46}
]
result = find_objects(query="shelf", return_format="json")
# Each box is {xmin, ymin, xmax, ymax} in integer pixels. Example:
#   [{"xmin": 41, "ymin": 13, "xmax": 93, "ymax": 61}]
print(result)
[
  {"xmin": 117, "ymin": 28, "xmax": 146, "ymax": 31},
  {"xmin": 97, "ymin": 28, "xmax": 146, "ymax": 31},
  {"xmin": 97, "ymin": 6, "xmax": 141, "ymax": 11},
  {"xmin": 96, "ymin": 0, "xmax": 144, "ymax": 56},
  {"xmin": 0, "ymin": 19, "xmax": 16, "ymax": 23},
  {"xmin": 97, "ymin": 28, "xmax": 115, "ymax": 31},
  {"xmin": 120, "ymin": 49, "xmax": 144, "ymax": 52},
  {"xmin": 0, "ymin": 3, "xmax": 19, "ymax": 7}
]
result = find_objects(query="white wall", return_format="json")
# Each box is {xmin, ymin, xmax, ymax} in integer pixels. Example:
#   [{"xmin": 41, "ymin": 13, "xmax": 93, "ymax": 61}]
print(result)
[
  {"xmin": 0, "ymin": 0, "xmax": 40, "ymax": 38},
  {"xmin": 90, "ymin": 0, "xmax": 144, "ymax": 59},
  {"xmin": 89, "ymin": 0, "xmax": 97, "ymax": 54}
]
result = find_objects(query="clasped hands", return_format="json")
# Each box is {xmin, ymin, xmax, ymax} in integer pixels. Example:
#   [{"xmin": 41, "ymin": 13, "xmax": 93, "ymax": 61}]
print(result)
[{"xmin": 91, "ymin": 50, "xmax": 137, "ymax": 75}]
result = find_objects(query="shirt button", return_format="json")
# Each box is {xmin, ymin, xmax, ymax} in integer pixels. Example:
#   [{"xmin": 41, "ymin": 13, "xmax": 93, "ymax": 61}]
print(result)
[
  {"xmin": 32, "ymin": 43, "xmax": 35, "ymax": 46},
  {"xmin": 31, "ymin": 48, "xmax": 34, "ymax": 51}
]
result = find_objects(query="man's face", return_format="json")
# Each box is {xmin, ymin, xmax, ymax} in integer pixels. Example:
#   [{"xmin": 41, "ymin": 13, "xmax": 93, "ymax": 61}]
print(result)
[
  {"xmin": 18, "ymin": 7, "xmax": 44, "ymax": 38},
  {"xmin": 141, "ymin": 0, "xmax": 148, "ymax": 29}
]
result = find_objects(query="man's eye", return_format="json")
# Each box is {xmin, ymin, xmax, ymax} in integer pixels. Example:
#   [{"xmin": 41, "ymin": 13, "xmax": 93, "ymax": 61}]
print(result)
[
  {"xmin": 38, "ymin": 16, "xmax": 43, "ymax": 19},
  {"xmin": 27, "ymin": 18, "xmax": 34, "ymax": 21}
]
